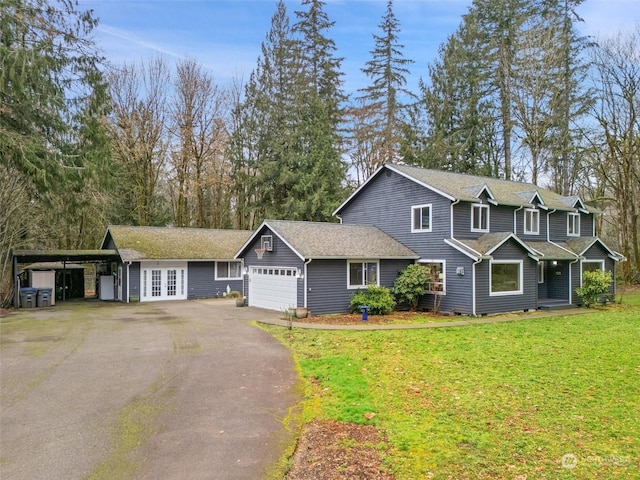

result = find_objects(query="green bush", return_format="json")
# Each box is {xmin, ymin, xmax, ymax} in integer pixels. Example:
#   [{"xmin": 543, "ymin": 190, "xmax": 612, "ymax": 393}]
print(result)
[
  {"xmin": 392, "ymin": 264, "xmax": 432, "ymax": 311},
  {"xmin": 349, "ymin": 285, "xmax": 396, "ymax": 315},
  {"xmin": 226, "ymin": 290, "xmax": 242, "ymax": 298},
  {"xmin": 576, "ymin": 270, "xmax": 612, "ymax": 307}
]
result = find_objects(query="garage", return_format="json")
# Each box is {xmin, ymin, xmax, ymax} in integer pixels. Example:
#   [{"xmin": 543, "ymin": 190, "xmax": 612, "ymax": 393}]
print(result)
[
  {"xmin": 248, "ymin": 266, "xmax": 297, "ymax": 311},
  {"xmin": 140, "ymin": 262, "xmax": 188, "ymax": 301}
]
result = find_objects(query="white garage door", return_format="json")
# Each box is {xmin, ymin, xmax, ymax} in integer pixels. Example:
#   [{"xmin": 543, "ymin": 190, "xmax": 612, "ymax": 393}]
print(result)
[
  {"xmin": 140, "ymin": 262, "xmax": 188, "ymax": 302},
  {"xmin": 249, "ymin": 266, "xmax": 297, "ymax": 311}
]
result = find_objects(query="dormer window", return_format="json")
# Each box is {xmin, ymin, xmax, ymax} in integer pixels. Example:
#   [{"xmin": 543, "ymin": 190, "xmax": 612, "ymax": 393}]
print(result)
[
  {"xmin": 471, "ymin": 204, "xmax": 490, "ymax": 232},
  {"xmin": 411, "ymin": 204, "xmax": 432, "ymax": 232},
  {"xmin": 568, "ymin": 212, "xmax": 580, "ymax": 236},
  {"xmin": 524, "ymin": 208, "xmax": 539, "ymax": 235}
]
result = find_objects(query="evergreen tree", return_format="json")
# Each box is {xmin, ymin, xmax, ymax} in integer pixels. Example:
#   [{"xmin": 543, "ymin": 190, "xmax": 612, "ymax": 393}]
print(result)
[{"xmin": 358, "ymin": 0, "xmax": 415, "ymax": 165}]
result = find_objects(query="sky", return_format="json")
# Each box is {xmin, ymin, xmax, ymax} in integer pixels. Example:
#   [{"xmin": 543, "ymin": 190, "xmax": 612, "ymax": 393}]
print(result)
[{"xmin": 78, "ymin": 0, "xmax": 640, "ymax": 95}]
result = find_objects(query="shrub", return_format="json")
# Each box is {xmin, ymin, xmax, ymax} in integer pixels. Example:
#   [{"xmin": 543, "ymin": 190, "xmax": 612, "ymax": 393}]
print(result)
[
  {"xmin": 576, "ymin": 270, "xmax": 612, "ymax": 307},
  {"xmin": 226, "ymin": 291, "xmax": 242, "ymax": 298},
  {"xmin": 348, "ymin": 285, "xmax": 396, "ymax": 315},
  {"xmin": 392, "ymin": 264, "xmax": 432, "ymax": 311}
]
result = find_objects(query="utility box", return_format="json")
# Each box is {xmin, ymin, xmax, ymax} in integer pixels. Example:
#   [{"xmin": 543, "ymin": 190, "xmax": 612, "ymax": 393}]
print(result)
[
  {"xmin": 20, "ymin": 287, "xmax": 38, "ymax": 308},
  {"xmin": 37, "ymin": 288, "xmax": 53, "ymax": 307}
]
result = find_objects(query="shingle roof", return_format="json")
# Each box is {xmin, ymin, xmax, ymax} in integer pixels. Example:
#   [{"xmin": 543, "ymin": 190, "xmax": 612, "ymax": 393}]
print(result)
[
  {"xmin": 388, "ymin": 164, "xmax": 598, "ymax": 212},
  {"xmin": 107, "ymin": 226, "xmax": 252, "ymax": 261},
  {"xmin": 454, "ymin": 232, "xmax": 537, "ymax": 258},
  {"xmin": 260, "ymin": 220, "xmax": 419, "ymax": 259},
  {"xmin": 523, "ymin": 241, "xmax": 578, "ymax": 260}
]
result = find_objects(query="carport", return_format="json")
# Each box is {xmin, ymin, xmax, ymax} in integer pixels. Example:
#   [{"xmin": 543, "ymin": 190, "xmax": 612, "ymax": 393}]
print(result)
[{"xmin": 11, "ymin": 250, "xmax": 121, "ymax": 307}]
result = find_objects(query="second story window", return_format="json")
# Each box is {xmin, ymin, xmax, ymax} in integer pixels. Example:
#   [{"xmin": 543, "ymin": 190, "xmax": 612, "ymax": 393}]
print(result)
[
  {"xmin": 568, "ymin": 212, "xmax": 580, "ymax": 236},
  {"xmin": 524, "ymin": 208, "xmax": 539, "ymax": 235},
  {"xmin": 411, "ymin": 204, "xmax": 432, "ymax": 232},
  {"xmin": 471, "ymin": 204, "xmax": 490, "ymax": 232}
]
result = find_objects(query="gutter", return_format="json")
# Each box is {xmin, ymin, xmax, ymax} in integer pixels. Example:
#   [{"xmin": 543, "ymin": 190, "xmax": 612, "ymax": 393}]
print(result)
[{"xmin": 472, "ymin": 257, "xmax": 483, "ymax": 316}]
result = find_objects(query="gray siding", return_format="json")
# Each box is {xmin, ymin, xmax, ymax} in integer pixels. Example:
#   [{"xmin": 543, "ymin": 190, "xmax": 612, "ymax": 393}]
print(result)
[
  {"xmin": 490, "ymin": 205, "xmax": 516, "ymax": 233},
  {"xmin": 187, "ymin": 261, "xmax": 243, "ymax": 299},
  {"xmin": 546, "ymin": 261, "xmax": 570, "ymax": 301},
  {"xmin": 516, "ymin": 207, "xmax": 548, "ymax": 240},
  {"xmin": 548, "ymin": 211, "xmax": 595, "ymax": 242},
  {"xmin": 417, "ymin": 250, "xmax": 475, "ymax": 314},
  {"xmin": 474, "ymin": 240, "xmax": 537, "ymax": 315},
  {"xmin": 306, "ymin": 259, "xmax": 412, "ymax": 315},
  {"xmin": 339, "ymin": 169, "xmax": 452, "ymax": 257},
  {"xmin": 242, "ymin": 226, "xmax": 305, "ymax": 306},
  {"xmin": 129, "ymin": 262, "xmax": 140, "ymax": 300}
]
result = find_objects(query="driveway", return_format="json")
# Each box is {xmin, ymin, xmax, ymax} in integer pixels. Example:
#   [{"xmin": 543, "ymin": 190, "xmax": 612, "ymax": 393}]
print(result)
[{"xmin": 0, "ymin": 299, "xmax": 301, "ymax": 480}]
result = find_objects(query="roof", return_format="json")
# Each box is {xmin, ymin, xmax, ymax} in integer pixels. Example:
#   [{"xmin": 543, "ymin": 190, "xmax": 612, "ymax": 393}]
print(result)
[
  {"xmin": 451, "ymin": 233, "xmax": 538, "ymax": 260},
  {"xmin": 522, "ymin": 241, "xmax": 578, "ymax": 261},
  {"xmin": 105, "ymin": 226, "xmax": 252, "ymax": 261},
  {"xmin": 12, "ymin": 250, "xmax": 120, "ymax": 264},
  {"xmin": 563, "ymin": 236, "xmax": 624, "ymax": 260},
  {"xmin": 237, "ymin": 220, "xmax": 419, "ymax": 260},
  {"xmin": 335, "ymin": 163, "xmax": 600, "ymax": 214}
]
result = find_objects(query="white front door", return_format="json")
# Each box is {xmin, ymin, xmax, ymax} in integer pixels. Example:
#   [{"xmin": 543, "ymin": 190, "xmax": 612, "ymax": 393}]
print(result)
[
  {"xmin": 141, "ymin": 263, "xmax": 188, "ymax": 301},
  {"xmin": 248, "ymin": 266, "xmax": 297, "ymax": 311}
]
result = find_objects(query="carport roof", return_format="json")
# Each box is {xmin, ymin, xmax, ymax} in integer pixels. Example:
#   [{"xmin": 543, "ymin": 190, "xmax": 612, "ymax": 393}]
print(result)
[
  {"xmin": 237, "ymin": 220, "xmax": 420, "ymax": 260},
  {"xmin": 12, "ymin": 249, "xmax": 120, "ymax": 264},
  {"xmin": 104, "ymin": 225, "xmax": 253, "ymax": 261}
]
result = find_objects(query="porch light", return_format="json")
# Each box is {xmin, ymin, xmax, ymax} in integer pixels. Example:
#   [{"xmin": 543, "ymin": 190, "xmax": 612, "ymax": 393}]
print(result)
[
  {"xmin": 243, "ymin": 267, "xmax": 249, "ymax": 275},
  {"xmin": 551, "ymin": 261, "xmax": 558, "ymax": 266}
]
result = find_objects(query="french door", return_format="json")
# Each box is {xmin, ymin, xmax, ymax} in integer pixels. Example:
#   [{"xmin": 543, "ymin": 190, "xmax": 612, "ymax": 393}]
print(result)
[{"xmin": 141, "ymin": 262, "xmax": 187, "ymax": 301}]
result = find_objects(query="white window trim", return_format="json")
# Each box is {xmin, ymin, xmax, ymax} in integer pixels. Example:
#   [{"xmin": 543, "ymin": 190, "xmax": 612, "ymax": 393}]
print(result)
[
  {"xmin": 524, "ymin": 208, "xmax": 540, "ymax": 235},
  {"xmin": 215, "ymin": 261, "xmax": 243, "ymax": 280},
  {"xmin": 567, "ymin": 212, "xmax": 580, "ymax": 237},
  {"xmin": 347, "ymin": 260, "xmax": 380, "ymax": 289},
  {"xmin": 490, "ymin": 260, "xmax": 524, "ymax": 296},
  {"xmin": 411, "ymin": 204, "xmax": 432, "ymax": 233},
  {"xmin": 581, "ymin": 260, "xmax": 604, "ymax": 285},
  {"xmin": 538, "ymin": 261, "xmax": 544, "ymax": 284},
  {"xmin": 471, "ymin": 204, "xmax": 490, "ymax": 233},
  {"xmin": 417, "ymin": 259, "xmax": 447, "ymax": 295}
]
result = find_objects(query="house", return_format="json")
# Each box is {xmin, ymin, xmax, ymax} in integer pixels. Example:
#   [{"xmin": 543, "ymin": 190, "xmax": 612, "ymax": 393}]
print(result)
[
  {"xmin": 101, "ymin": 226, "xmax": 251, "ymax": 302},
  {"xmin": 235, "ymin": 220, "xmax": 419, "ymax": 314},
  {"xmin": 328, "ymin": 163, "xmax": 624, "ymax": 316}
]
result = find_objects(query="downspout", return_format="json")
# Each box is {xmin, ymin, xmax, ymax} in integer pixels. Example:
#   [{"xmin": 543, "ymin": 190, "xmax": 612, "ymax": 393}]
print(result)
[
  {"xmin": 335, "ymin": 214, "xmax": 343, "ymax": 224},
  {"xmin": 513, "ymin": 205, "xmax": 523, "ymax": 233},
  {"xmin": 568, "ymin": 257, "xmax": 580, "ymax": 305},
  {"xmin": 303, "ymin": 258, "xmax": 312, "ymax": 308},
  {"xmin": 472, "ymin": 257, "xmax": 483, "ymax": 316},
  {"xmin": 450, "ymin": 199, "xmax": 460, "ymax": 239},
  {"xmin": 125, "ymin": 261, "xmax": 131, "ymax": 303},
  {"xmin": 546, "ymin": 209, "xmax": 556, "ymax": 241}
]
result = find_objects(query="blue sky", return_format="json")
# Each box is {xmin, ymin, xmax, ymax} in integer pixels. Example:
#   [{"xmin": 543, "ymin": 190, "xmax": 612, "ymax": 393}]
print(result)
[{"xmin": 79, "ymin": 0, "xmax": 640, "ymax": 95}]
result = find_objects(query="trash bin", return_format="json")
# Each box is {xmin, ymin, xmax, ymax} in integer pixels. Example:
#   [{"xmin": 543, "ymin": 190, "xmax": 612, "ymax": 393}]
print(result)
[
  {"xmin": 20, "ymin": 287, "xmax": 38, "ymax": 308},
  {"xmin": 37, "ymin": 288, "xmax": 53, "ymax": 307}
]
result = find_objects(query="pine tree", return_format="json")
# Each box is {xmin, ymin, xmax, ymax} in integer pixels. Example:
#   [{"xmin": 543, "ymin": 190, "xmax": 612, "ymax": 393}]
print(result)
[{"xmin": 358, "ymin": 0, "xmax": 415, "ymax": 165}]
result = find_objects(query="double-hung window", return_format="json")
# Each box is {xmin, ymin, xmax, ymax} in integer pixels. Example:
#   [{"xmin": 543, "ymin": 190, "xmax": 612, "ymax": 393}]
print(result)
[
  {"xmin": 567, "ymin": 212, "xmax": 580, "ymax": 236},
  {"xmin": 348, "ymin": 261, "xmax": 378, "ymax": 288},
  {"xmin": 216, "ymin": 261, "xmax": 242, "ymax": 280},
  {"xmin": 471, "ymin": 204, "xmax": 490, "ymax": 232},
  {"xmin": 524, "ymin": 208, "xmax": 539, "ymax": 235},
  {"xmin": 490, "ymin": 260, "xmax": 523, "ymax": 296},
  {"xmin": 411, "ymin": 204, "xmax": 432, "ymax": 232}
]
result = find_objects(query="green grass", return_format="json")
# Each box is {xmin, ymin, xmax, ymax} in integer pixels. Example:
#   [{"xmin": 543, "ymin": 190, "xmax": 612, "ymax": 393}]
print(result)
[{"xmin": 268, "ymin": 297, "xmax": 640, "ymax": 479}]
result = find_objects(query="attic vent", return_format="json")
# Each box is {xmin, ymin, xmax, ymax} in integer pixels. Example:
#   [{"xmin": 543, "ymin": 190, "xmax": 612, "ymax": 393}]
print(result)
[{"xmin": 261, "ymin": 235, "xmax": 273, "ymax": 251}]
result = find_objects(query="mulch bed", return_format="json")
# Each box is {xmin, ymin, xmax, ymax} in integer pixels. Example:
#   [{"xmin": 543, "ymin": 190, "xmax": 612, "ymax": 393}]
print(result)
[
  {"xmin": 286, "ymin": 420, "xmax": 395, "ymax": 480},
  {"xmin": 302, "ymin": 311, "xmax": 446, "ymax": 325}
]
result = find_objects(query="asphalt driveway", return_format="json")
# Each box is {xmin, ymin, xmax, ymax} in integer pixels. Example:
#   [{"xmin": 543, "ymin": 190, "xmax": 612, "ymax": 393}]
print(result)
[{"xmin": 0, "ymin": 299, "xmax": 301, "ymax": 480}]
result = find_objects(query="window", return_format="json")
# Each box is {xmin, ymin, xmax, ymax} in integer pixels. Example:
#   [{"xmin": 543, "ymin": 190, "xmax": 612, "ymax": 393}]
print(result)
[
  {"xmin": 567, "ymin": 213, "xmax": 580, "ymax": 236},
  {"xmin": 490, "ymin": 261, "xmax": 523, "ymax": 295},
  {"xmin": 471, "ymin": 204, "xmax": 490, "ymax": 232},
  {"xmin": 216, "ymin": 261, "xmax": 242, "ymax": 280},
  {"xmin": 524, "ymin": 209, "xmax": 539, "ymax": 235},
  {"xmin": 419, "ymin": 261, "xmax": 446, "ymax": 293},
  {"xmin": 538, "ymin": 261, "xmax": 544, "ymax": 284},
  {"xmin": 411, "ymin": 204, "xmax": 432, "ymax": 232},
  {"xmin": 348, "ymin": 261, "xmax": 378, "ymax": 288},
  {"xmin": 581, "ymin": 260, "xmax": 604, "ymax": 283}
]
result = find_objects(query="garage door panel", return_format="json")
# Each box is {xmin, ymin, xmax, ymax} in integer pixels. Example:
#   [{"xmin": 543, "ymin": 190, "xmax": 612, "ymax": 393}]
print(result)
[{"xmin": 249, "ymin": 267, "xmax": 297, "ymax": 311}]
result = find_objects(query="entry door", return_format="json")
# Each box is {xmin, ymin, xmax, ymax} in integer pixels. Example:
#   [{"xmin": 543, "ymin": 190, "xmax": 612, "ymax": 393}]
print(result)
[{"xmin": 141, "ymin": 263, "xmax": 187, "ymax": 301}]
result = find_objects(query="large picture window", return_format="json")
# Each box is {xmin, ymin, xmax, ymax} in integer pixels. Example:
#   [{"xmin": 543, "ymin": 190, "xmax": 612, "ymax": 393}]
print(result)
[
  {"xmin": 490, "ymin": 261, "xmax": 523, "ymax": 295},
  {"xmin": 471, "ymin": 204, "xmax": 489, "ymax": 232},
  {"xmin": 419, "ymin": 261, "xmax": 446, "ymax": 293},
  {"xmin": 524, "ymin": 209, "xmax": 539, "ymax": 235},
  {"xmin": 348, "ymin": 261, "xmax": 378, "ymax": 288},
  {"xmin": 567, "ymin": 213, "xmax": 580, "ymax": 236},
  {"xmin": 216, "ymin": 261, "xmax": 242, "ymax": 280},
  {"xmin": 411, "ymin": 204, "xmax": 432, "ymax": 232}
]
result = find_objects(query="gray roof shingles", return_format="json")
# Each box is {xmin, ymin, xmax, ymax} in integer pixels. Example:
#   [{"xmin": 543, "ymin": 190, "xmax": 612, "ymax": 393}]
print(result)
[{"xmin": 265, "ymin": 220, "xmax": 419, "ymax": 259}]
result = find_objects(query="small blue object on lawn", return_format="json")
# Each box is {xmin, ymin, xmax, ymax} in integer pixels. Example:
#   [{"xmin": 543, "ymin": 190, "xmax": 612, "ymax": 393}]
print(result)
[{"xmin": 359, "ymin": 305, "xmax": 370, "ymax": 321}]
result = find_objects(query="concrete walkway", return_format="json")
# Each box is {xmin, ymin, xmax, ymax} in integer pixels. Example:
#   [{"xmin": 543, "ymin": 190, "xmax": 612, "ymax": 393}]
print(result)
[{"xmin": 258, "ymin": 307, "xmax": 590, "ymax": 331}]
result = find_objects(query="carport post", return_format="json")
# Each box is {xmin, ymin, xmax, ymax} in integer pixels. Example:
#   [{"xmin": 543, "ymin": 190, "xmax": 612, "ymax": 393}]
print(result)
[{"xmin": 13, "ymin": 252, "xmax": 19, "ymax": 307}]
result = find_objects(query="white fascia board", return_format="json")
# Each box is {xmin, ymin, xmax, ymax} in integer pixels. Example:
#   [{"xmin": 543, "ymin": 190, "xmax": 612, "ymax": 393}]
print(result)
[
  {"xmin": 486, "ymin": 233, "xmax": 537, "ymax": 257},
  {"xmin": 445, "ymin": 238, "xmax": 482, "ymax": 261},
  {"xmin": 234, "ymin": 220, "xmax": 269, "ymax": 259},
  {"xmin": 260, "ymin": 222, "xmax": 306, "ymax": 262}
]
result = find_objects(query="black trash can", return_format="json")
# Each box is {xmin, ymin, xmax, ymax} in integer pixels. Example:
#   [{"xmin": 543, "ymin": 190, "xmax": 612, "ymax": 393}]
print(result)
[
  {"xmin": 20, "ymin": 287, "xmax": 38, "ymax": 308},
  {"xmin": 37, "ymin": 288, "xmax": 53, "ymax": 307}
]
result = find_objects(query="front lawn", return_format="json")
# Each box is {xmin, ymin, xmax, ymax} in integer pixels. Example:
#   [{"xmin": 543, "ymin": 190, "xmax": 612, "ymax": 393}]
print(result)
[{"xmin": 269, "ymin": 298, "xmax": 640, "ymax": 479}]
